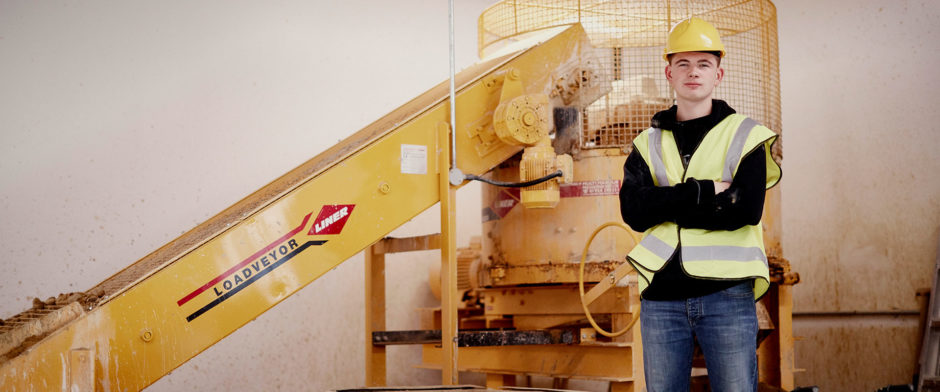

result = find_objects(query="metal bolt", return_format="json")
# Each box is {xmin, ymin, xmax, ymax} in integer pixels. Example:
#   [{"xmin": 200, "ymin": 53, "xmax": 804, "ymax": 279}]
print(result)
[
  {"xmin": 140, "ymin": 328, "xmax": 154, "ymax": 343},
  {"xmin": 522, "ymin": 112, "xmax": 536, "ymax": 126},
  {"xmin": 379, "ymin": 182, "xmax": 391, "ymax": 194}
]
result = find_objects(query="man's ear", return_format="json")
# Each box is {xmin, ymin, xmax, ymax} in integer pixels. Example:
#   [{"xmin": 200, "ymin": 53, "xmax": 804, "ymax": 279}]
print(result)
[
  {"xmin": 715, "ymin": 66, "xmax": 724, "ymax": 86},
  {"xmin": 665, "ymin": 64, "xmax": 673, "ymax": 82}
]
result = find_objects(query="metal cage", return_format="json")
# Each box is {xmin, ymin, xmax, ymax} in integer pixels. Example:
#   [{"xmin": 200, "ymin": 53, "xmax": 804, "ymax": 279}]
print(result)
[{"xmin": 479, "ymin": 0, "xmax": 781, "ymax": 156}]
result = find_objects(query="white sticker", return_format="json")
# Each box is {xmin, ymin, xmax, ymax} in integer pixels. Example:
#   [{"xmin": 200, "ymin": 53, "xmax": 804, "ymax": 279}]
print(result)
[{"xmin": 400, "ymin": 144, "xmax": 427, "ymax": 175}]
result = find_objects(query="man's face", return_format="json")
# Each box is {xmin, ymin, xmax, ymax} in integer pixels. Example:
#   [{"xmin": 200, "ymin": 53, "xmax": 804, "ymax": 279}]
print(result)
[{"xmin": 665, "ymin": 52, "xmax": 724, "ymax": 103}]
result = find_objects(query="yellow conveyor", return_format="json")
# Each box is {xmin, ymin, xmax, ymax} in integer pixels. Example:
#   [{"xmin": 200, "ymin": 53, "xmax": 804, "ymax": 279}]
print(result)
[{"xmin": 0, "ymin": 25, "xmax": 596, "ymax": 391}]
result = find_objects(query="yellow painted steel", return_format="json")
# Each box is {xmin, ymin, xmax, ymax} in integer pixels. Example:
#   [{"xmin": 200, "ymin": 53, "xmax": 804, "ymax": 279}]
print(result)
[
  {"xmin": 481, "ymin": 149, "xmax": 635, "ymax": 287},
  {"xmin": 578, "ymin": 222, "xmax": 640, "ymax": 338},
  {"xmin": 421, "ymin": 343, "xmax": 636, "ymax": 381},
  {"xmin": 439, "ymin": 121, "xmax": 460, "ymax": 385},
  {"xmin": 491, "ymin": 76, "xmax": 574, "ymax": 209},
  {"xmin": 519, "ymin": 143, "xmax": 564, "ymax": 208},
  {"xmin": 0, "ymin": 24, "xmax": 596, "ymax": 391},
  {"xmin": 364, "ymin": 245, "xmax": 387, "ymax": 387},
  {"xmin": 471, "ymin": 3, "xmax": 794, "ymax": 389},
  {"xmin": 492, "ymin": 90, "xmax": 549, "ymax": 146}
]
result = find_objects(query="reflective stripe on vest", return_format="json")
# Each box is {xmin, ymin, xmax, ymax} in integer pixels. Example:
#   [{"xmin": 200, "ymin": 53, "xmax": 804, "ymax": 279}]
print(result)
[
  {"xmin": 722, "ymin": 117, "xmax": 757, "ymax": 182},
  {"xmin": 646, "ymin": 117, "xmax": 762, "ymax": 187},
  {"xmin": 627, "ymin": 114, "xmax": 780, "ymax": 300},
  {"xmin": 638, "ymin": 233, "xmax": 675, "ymax": 261},
  {"xmin": 683, "ymin": 245, "xmax": 768, "ymax": 266},
  {"xmin": 648, "ymin": 128, "xmax": 670, "ymax": 187},
  {"xmin": 649, "ymin": 117, "xmax": 757, "ymax": 186}
]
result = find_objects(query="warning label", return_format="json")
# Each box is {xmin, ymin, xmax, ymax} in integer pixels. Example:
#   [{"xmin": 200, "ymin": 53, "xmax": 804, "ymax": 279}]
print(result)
[
  {"xmin": 481, "ymin": 180, "xmax": 621, "ymax": 222},
  {"xmin": 560, "ymin": 180, "xmax": 621, "ymax": 197},
  {"xmin": 400, "ymin": 144, "xmax": 427, "ymax": 175}
]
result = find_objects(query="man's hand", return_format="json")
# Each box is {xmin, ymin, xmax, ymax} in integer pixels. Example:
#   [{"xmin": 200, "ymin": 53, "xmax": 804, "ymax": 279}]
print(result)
[{"xmin": 714, "ymin": 181, "xmax": 731, "ymax": 194}]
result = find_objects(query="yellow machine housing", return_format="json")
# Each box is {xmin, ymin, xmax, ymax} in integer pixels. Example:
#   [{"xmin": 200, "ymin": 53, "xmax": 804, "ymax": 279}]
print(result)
[
  {"xmin": 441, "ymin": 0, "xmax": 796, "ymax": 390},
  {"xmin": 491, "ymin": 72, "xmax": 574, "ymax": 209},
  {"xmin": 482, "ymin": 148, "xmax": 635, "ymax": 287}
]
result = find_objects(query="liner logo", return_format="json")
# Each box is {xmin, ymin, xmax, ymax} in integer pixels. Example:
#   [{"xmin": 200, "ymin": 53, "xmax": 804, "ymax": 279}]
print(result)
[
  {"xmin": 178, "ymin": 204, "xmax": 355, "ymax": 322},
  {"xmin": 309, "ymin": 204, "xmax": 354, "ymax": 235}
]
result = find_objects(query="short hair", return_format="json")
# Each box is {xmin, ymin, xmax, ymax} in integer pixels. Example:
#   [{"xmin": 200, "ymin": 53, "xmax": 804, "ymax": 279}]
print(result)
[{"xmin": 667, "ymin": 51, "xmax": 722, "ymax": 66}]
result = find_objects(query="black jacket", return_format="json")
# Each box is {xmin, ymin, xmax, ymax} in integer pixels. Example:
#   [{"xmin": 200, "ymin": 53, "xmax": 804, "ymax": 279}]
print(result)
[{"xmin": 619, "ymin": 100, "xmax": 767, "ymax": 300}]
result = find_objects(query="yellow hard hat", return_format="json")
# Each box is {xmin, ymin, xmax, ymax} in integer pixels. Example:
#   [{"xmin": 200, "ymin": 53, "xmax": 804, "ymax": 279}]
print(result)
[{"xmin": 663, "ymin": 17, "xmax": 725, "ymax": 61}]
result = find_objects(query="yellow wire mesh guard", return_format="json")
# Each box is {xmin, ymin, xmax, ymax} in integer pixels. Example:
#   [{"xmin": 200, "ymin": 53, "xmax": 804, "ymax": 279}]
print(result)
[{"xmin": 479, "ymin": 0, "xmax": 781, "ymax": 158}]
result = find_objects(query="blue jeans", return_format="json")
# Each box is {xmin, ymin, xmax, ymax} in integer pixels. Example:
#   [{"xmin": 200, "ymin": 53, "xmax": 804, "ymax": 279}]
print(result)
[{"xmin": 640, "ymin": 281, "xmax": 758, "ymax": 392}]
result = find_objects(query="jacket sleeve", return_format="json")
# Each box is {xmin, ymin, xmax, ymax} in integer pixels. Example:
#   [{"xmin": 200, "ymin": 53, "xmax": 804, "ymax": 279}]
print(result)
[
  {"xmin": 675, "ymin": 145, "xmax": 767, "ymax": 231},
  {"xmin": 619, "ymin": 148, "xmax": 711, "ymax": 232}
]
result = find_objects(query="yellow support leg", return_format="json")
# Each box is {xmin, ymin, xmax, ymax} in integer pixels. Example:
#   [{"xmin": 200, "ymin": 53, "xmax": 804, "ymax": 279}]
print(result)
[
  {"xmin": 631, "ymin": 284, "xmax": 645, "ymax": 391},
  {"xmin": 758, "ymin": 284, "xmax": 795, "ymax": 390},
  {"xmin": 365, "ymin": 244, "xmax": 386, "ymax": 386},
  {"xmin": 777, "ymin": 285, "xmax": 795, "ymax": 390},
  {"xmin": 439, "ymin": 123, "xmax": 459, "ymax": 385}
]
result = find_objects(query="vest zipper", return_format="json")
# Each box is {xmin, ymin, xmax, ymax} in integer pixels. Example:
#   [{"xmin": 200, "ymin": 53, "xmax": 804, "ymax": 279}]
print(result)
[
  {"xmin": 673, "ymin": 128, "xmax": 708, "ymax": 278},
  {"xmin": 677, "ymin": 123, "xmax": 715, "ymax": 181}
]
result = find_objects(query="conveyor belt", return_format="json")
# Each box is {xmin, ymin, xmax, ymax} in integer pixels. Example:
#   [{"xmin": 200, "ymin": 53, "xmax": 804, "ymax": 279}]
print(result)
[
  {"xmin": 0, "ymin": 53, "xmax": 510, "ymax": 366},
  {"xmin": 0, "ymin": 24, "xmax": 595, "ymax": 391}
]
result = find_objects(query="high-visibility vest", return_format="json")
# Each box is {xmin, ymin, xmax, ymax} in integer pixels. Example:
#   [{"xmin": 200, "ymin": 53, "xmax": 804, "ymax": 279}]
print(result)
[{"xmin": 627, "ymin": 114, "xmax": 781, "ymax": 299}]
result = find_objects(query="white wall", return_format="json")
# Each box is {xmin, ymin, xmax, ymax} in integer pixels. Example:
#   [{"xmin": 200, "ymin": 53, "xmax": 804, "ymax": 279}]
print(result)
[
  {"xmin": 3, "ymin": 1, "xmax": 940, "ymax": 391},
  {"xmin": 778, "ymin": 1, "xmax": 940, "ymax": 390},
  {"xmin": 0, "ymin": 1, "xmax": 491, "ymax": 390}
]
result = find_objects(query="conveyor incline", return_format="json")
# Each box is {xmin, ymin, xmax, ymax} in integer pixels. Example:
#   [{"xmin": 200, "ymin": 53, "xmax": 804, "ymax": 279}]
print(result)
[{"xmin": 0, "ymin": 24, "xmax": 595, "ymax": 391}]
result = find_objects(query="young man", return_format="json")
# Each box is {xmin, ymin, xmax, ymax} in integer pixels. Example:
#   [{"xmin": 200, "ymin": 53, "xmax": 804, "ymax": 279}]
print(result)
[{"xmin": 618, "ymin": 17, "xmax": 781, "ymax": 391}]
